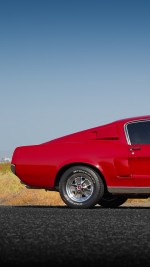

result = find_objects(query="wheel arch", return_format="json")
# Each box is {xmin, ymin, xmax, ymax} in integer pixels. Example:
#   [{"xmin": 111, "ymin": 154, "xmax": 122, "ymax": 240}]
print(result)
[{"xmin": 54, "ymin": 162, "xmax": 108, "ymax": 192}]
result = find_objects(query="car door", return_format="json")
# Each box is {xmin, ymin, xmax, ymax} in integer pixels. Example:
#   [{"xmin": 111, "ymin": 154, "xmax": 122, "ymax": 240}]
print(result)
[{"xmin": 126, "ymin": 120, "xmax": 150, "ymax": 186}]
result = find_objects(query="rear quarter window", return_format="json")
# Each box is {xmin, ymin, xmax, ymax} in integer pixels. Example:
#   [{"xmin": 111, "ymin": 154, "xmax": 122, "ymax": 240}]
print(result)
[{"xmin": 126, "ymin": 120, "xmax": 150, "ymax": 145}]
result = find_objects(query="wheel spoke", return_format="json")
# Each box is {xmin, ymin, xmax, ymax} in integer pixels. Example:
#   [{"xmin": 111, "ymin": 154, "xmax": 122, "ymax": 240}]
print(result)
[
  {"xmin": 82, "ymin": 188, "xmax": 92, "ymax": 197},
  {"xmin": 75, "ymin": 192, "xmax": 82, "ymax": 198},
  {"xmin": 75, "ymin": 177, "xmax": 82, "ymax": 185}
]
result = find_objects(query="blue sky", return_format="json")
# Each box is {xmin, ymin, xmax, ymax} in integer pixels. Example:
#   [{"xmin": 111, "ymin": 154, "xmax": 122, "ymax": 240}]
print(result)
[{"xmin": 0, "ymin": 0, "xmax": 150, "ymax": 158}]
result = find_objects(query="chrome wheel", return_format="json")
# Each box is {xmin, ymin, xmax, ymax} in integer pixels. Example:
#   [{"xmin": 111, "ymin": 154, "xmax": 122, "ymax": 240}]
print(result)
[{"xmin": 66, "ymin": 174, "xmax": 94, "ymax": 202}]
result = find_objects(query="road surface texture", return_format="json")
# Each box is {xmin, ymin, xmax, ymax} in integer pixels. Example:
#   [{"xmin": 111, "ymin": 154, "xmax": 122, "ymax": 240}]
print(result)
[{"xmin": 0, "ymin": 205, "xmax": 150, "ymax": 267}]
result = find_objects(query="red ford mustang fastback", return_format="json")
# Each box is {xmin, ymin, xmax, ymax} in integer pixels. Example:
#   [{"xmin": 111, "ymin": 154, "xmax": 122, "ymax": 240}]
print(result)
[{"xmin": 11, "ymin": 115, "xmax": 150, "ymax": 208}]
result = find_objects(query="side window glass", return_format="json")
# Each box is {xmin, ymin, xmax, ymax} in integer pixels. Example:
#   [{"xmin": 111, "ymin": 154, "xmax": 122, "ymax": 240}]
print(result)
[{"xmin": 127, "ymin": 121, "xmax": 150, "ymax": 145}]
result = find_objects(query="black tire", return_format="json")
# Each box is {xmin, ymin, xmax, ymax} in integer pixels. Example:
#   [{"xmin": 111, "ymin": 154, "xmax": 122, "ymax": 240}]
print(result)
[
  {"xmin": 98, "ymin": 193, "xmax": 128, "ymax": 208},
  {"xmin": 59, "ymin": 165, "xmax": 104, "ymax": 209}
]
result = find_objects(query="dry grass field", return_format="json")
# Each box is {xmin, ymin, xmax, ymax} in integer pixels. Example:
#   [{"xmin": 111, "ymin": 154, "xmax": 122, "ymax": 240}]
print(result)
[{"xmin": 0, "ymin": 163, "xmax": 150, "ymax": 206}]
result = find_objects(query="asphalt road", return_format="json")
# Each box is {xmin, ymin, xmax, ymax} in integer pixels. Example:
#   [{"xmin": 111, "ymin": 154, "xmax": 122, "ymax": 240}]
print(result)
[{"xmin": 0, "ymin": 205, "xmax": 150, "ymax": 267}]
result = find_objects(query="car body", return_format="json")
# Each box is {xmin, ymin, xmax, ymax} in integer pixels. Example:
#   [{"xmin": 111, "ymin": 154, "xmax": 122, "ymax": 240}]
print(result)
[{"xmin": 11, "ymin": 115, "xmax": 150, "ymax": 208}]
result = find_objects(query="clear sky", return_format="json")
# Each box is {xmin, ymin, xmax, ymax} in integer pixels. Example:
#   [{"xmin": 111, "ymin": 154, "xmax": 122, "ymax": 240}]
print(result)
[{"xmin": 0, "ymin": 0, "xmax": 150, "ymax": 158}]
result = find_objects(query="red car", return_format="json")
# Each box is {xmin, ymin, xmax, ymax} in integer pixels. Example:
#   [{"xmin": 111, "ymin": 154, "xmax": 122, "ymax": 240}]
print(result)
[{"xmin": 11, "ymin": 115, "xmax": 150, "ymax": 208}]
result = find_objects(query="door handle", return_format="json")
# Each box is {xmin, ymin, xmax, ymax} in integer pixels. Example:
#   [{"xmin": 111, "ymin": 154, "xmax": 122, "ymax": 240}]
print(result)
[{"xmin": 129, "ymin": 147, "xmax": 141, "ymax": 151}]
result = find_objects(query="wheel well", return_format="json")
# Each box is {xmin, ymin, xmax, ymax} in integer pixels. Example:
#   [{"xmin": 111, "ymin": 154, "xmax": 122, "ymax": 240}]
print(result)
[{"xmin": 54, "ymin": 163, "xmax": 107, "ymax": 191}]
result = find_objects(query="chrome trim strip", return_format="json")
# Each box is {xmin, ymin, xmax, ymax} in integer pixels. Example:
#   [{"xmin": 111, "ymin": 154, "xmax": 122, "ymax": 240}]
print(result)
[
  {"xmin": 124, "ymin": 124, "xmax": 131, "ymax": 145},
  {"xmin": 108, "ymin": 186, "xmax": 150, "ymax": 194}
]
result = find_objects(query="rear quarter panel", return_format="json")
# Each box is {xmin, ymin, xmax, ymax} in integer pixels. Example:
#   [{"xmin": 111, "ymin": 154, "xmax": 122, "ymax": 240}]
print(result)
[{"xmin": 12, "ymin": 137, "xmax": 132, "ymax": 188}]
